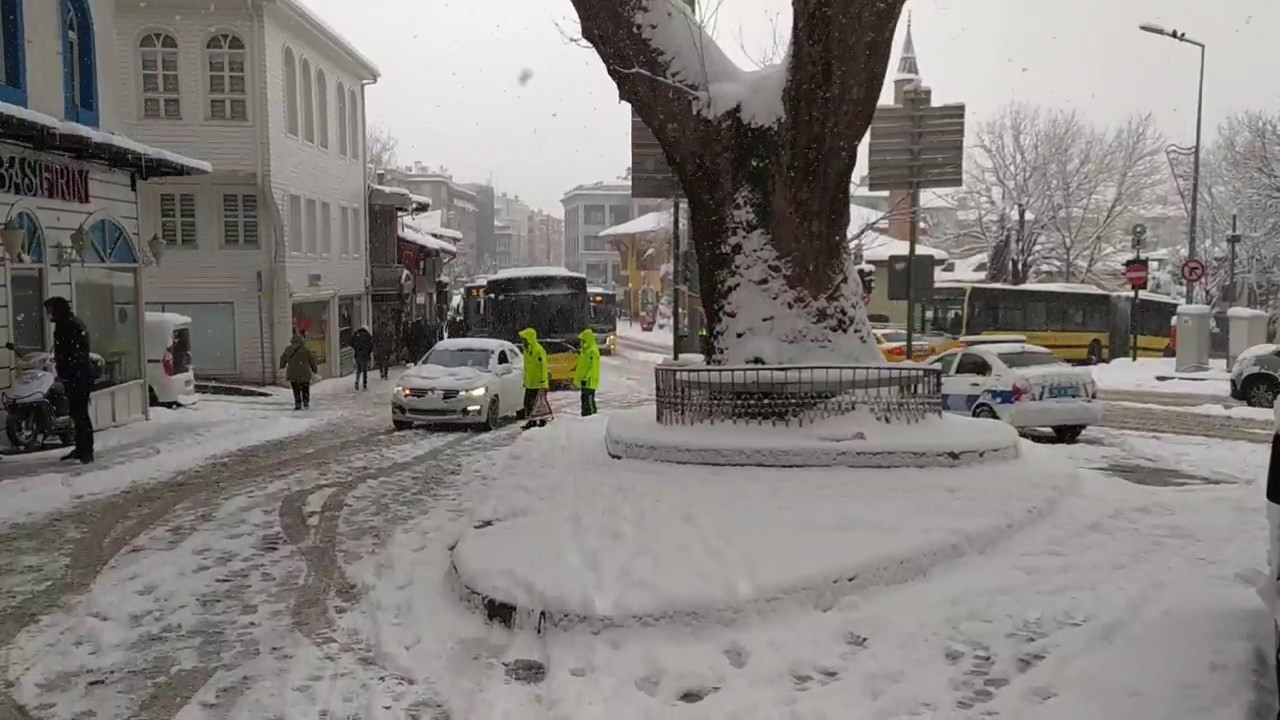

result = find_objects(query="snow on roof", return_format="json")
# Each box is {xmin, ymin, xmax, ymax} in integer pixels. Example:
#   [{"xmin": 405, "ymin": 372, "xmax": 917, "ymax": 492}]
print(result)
[
  {"xmin": 275, "ymin": 0, "xmax": 379, "ymax": 78},
  {"xmin": 409, "ymin": 193, "xmax": 432, "ymax": 208},
  {"xmin": 489, "ymin": 266, "xmax": 586, "ymax": 281},
  {"xmin": 145, "ymin": 311, "xmax": 192, "ymax": 326},
  {"xmin": 970, "ymin": 342, "xmax": 1056, "ymax": 356},
  {"xmin": 1177, "ymin": 304, "xmax": 1211, "ymax": 316},
  {"xmin": 937, "ymin": 253, "xmax": 989, "ymax": 283},
  {"xmin": 856, "ymin": 231, "xmax": 949, "ymax": 262},
  {"xmin": 371, "ymin": 184, "xmax": 410, "ymax": 199},
  {"xmin": 601, "ymin": 210, "xmax": 670, "ymax": 237},
  {"xmin": 847, "ymin": 204, "xmax": 889, "ymax": 237},
  {"xmin": 637, "ymin": 0, "xmax": 784, "ymax": 125},
  {"xmin": 1227, "ymin": 306, "xmax": 1269, "ymax": 319},
  {"xmin": 406, "ymin": 210, "xmax": 463, "ymax": 240},
  {"xmin": 399, "ymin": 223, "xmax": 456, "ymax": 255},
  {"xmin": 0, "ymin": 100, "xmax": 211, "ymax": 174}
]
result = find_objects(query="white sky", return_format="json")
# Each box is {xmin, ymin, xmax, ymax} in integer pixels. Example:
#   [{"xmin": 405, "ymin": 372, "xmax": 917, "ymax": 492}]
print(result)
[{"xmin": 302, "ymin": 0, "xmax": 1280, "ymax": 216}]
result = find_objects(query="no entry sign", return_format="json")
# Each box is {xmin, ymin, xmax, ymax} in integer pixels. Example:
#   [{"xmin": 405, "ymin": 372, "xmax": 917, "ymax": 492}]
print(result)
[
  {"xmin": 1124, "ymin": 259, "xmax": 1149, "ymax": 289},
  {"xmin": 1181, "ymin": 258, "xmax": 1206, "ymax": 283}
]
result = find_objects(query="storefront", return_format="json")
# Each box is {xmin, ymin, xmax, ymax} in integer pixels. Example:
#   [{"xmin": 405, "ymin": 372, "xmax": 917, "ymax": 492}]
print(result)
[
  {"xmin": 291, "ymin": 299, "xmax": 331, "ymax": 377},
  {"xmin": 0, "ymin": 110, "xmax": 210, "ymax": 431}
]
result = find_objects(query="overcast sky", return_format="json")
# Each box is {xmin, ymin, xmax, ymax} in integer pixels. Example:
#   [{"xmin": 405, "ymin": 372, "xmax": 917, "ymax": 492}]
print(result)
[{"xmin": 303, "ymin": 0, "xmax": 1279, "ymax": 216}]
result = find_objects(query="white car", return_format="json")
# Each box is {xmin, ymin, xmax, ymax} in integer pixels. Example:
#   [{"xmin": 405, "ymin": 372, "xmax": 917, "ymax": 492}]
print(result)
[
  {"xmin": 927, "ymin": 342, "xmax": 1102, "ymax": 443},
  {"xmin": 392, "ymin": 338, "xmax": 524, "ymax": 431}
]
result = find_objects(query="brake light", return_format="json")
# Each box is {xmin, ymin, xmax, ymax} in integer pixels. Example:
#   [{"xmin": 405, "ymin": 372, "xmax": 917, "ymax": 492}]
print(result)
[
  {"xmin": 1012, "ymin": 380, "xmax": 1033, "ymax": 403},
  {"xmin": 890, "ymin": 346, "xmax": 906, "ymax": 357},
  {"xmin": 162, "ymin": 345, "xmax": 175, "ymax": 376}
]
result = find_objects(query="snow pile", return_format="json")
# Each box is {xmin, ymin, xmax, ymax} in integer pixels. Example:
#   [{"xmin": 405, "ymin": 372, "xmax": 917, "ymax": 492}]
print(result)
[
  {"xmin": 600, "ymin": 210, "xmax": 670, "ymax": 237},
  {"xmin": 1092, "ymin": 357, "xmax": 1230, "ymax": 396},
  {"xmin": 636, "ymin": 0, "xmax": 786, "ymax": 125},
  {"xmin": 452, "ymin": 415, "xmax": 1075, "ymax": 621},
  {"xmin": 717, "ymin": 194, "xmax": 883, "ymax": 365}
]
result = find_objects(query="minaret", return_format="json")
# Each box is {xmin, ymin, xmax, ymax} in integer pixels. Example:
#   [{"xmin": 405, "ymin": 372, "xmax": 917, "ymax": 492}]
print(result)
[
  {"xmin": 892, "ymin": 13, "xmax": 920, "ymax": 104},
  {"xmin": 887, "ymin": 12, "xmax": 929, "ymax": 242}
]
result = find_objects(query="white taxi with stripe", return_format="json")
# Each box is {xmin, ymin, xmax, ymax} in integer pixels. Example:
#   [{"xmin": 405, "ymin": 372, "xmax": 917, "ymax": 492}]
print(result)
[{"xmin": 926, "ymin": 342, "xmax": 1102, "ymax": 443}]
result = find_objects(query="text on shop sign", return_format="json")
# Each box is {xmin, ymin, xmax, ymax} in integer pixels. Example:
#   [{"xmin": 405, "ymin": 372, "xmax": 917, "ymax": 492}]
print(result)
[{"xmin": 0, "ymin": 154, "xmax": 91, "ymax": 204}]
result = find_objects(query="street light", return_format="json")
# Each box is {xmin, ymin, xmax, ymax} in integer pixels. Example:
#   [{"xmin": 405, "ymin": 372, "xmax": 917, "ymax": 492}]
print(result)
[{"xmin": 1139, "ymin": 21, "xmax": 1206, "ymax": 304}]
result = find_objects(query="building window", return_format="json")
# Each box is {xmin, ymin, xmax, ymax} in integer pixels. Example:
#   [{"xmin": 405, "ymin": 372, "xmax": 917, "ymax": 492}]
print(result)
[
  {"xmin": 610, "ymin": 205, "xmax": 632, "ymax": 225},
  {"xmin": 351, "ymin": 207, "xmax": 361, "ymax": 257},
  {"xmin": 283, "ymin": 46, "xmax": 298, "ymax": 135},
  {"xmin": 336, "ymin": 82, "xmax": 348, "ymax": 157},
  {"xmin": 61, "ymin": 0, "xmax": 98, "ymax": 126},
  {"xmin": 139, "ymin": 32, "xmax": 179, "ymax": 119},
  {"xmin": 11, "ymin": 210, "xmax": 43, "ymax": 262},
  {"xmin": 347, "ymin": 90, "xmax": 359, "ymax": 162},
  {"xmin": 1, "ymin": 0, "xmax": 27, "ymax": 107},
  {"xmin": 159, "ymin": 192, "xmax": 198, "ymax": 246},
  {"xmin": 315, "ymin": 68, "xmax": 329, "ymax": 149},
  {"xmin": 300, "ymin": 57, "xmax": 314, "ymax": 142},
  {"xmin": 304, "ymin": 198, "xmax": 318, "ymax": 254},
  {"xmin": 338, "ymin": 206, "xmax": 349, "ymax": 256},
  {"xmin": 585, "ymin": 262, "xmax": 607, "ymax": 283},
  {"xmin": 11, "ymin": 268, "xmax": 44, "ymax": 356},
  {"xmin": 206, "ymin": 33, "xmax": 246, "ymax": 121},
  {"xmin": 75, "ymin": 267, "xmax": 141, "ymax": 386},
  {"xmin": 287, "ymin": 194, "xmax": 302, "ymax": 253},
  {"xmin": 85, "ymin": 218, "xmax": 138, "ymax": 264},
  {"xmin": 584, "ymin": 235, "xmax": 607, "ymax": 252},
  {"xmin": 583, "ymin": 205, "xmax": 606, "ymax": 225},
  {"xmin": 222, "ymin": 193, "xmax": 258, "ymax": 246},
  {"xmin": 320, "ymin": 201, "xmax": 332, "ymax": 255}
]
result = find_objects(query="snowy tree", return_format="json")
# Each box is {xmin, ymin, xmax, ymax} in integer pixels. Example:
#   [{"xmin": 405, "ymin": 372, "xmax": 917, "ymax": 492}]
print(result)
[
  {"xmin": 568, "ymin": 0, "xmax": 906, "ymax": 364},
  {"xmin": 365, "ymin": 125, "xmax": 399, "ymax": 177}
]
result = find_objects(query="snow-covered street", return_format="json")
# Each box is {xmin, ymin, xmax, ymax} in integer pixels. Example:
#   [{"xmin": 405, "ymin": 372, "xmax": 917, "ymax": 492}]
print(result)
[{"xmin": 0, "ymin": 350, "xmax": 1275, "ymax": 719}]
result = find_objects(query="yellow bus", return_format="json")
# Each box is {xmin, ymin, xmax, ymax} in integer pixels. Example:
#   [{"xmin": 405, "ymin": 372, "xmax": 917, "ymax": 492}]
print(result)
[{"xmin": 917, "ymin": 282, "xmax": 1180, "ymax": 363}]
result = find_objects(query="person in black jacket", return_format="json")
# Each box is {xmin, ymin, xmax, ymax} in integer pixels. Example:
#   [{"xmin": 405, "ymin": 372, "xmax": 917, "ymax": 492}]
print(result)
[
  {"xmin": 44, "ymin": 297, "xmax": 95, "ymax": 463},
  {"xmin": 350, "ymin": 326, "xmax": 374, "ymax": 390}
]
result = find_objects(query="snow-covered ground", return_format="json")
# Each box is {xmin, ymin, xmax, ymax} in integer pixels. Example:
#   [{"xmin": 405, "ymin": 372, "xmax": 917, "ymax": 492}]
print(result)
[
  {"xmin": 618, "ymin": 322, "xmax": 673, "ymax": 349},
  {"xmin": 1092, "ymin": 357, "xmax": 1231, "ymax": 397}
]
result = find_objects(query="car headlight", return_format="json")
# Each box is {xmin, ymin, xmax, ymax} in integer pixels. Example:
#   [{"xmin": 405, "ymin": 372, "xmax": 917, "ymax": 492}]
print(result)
[
  {"xmin": 460, "ymin": 386, "xmax": 486, "ymax": 397},
  {"xmin": 393, "ymin": 385, "xmax": 408, "ymax": 398}
]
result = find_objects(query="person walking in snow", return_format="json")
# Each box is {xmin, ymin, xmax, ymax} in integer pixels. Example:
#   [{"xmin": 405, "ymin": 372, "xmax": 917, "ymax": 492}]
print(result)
[
  {"xmin": 573, "ymin": 328, "xmax": 601, "ymax": 417},
  {"xmin": 518, "ymin": 327, "xmax": 550, "ymax": 429},
  {"xmin": 280, "ymin": 334, "xmax": 318, "ymax": 410},
  {"xmin": 350, "ymin": 326, "xmax": 373, "ymax": 390},
  {"xmin": 45, "ymin": 297, "xmax": 96, "ymax": 463},
  {"xmin": 373, "ymin": 325, "xmax": 395, "ymax": 379}
]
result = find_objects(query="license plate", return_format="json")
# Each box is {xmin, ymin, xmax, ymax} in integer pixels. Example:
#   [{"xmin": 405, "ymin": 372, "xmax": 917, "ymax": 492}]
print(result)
[{"xmin": 1046, "ymin": 386, "xmax": 1079, "ymax": 399}]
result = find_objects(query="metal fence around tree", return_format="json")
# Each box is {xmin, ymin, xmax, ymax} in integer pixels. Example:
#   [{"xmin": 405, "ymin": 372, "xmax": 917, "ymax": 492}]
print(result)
[{"xmin": 653, "ymin": 364, "xmax": 943, "ymax": 427}]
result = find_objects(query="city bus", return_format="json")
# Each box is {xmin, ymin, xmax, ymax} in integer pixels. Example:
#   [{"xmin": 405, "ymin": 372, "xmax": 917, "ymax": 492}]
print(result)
[
  {"xmin": 588, "ymin": 287, "xmax": 618, "ymax": 355},
  {"xmin": 917, "ymin": 282, "xmax": 1113, "ymax": 363},
  {"xmin": 485, "ymin": 267, "xmax": 588, "ymax": 387},
  {"xmin": 462, "ymin": 277, "xmax": 487, "ymax": 336},
  {"xmin": 1108, "ymin": 291, "xmax": 1179, "ymax": 359}
]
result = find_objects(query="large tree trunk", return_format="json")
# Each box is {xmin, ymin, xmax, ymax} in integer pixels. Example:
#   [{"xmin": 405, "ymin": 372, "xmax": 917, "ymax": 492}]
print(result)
[{"xmin": 570, "ymin": 0, "xmax": 905, "ymax": 364}]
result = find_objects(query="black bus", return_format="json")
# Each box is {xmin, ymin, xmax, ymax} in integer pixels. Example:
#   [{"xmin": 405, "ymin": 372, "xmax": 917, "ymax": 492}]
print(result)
[{"xmin": 485, "ymin": 268, "xmax": 588, "ymax": 386}]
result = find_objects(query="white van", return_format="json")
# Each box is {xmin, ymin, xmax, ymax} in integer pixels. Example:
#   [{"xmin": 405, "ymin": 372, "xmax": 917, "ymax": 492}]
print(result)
[{"xmin": 145, "ymin": 312, "xmax": 196, "ymax": 406}]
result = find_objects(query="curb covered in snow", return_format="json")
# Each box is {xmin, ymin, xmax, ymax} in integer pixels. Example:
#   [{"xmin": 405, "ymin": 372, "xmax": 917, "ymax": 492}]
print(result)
[{"xmin": 604, "ymin": 407, "xmax": 1021, "ymax": 468}]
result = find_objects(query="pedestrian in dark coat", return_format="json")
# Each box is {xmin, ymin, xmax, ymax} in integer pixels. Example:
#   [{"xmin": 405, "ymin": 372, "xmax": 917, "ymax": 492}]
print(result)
[
  {"xmin": 373, "ymin": 328, "xmax": 395, "ymax": 379},
  {"xmin": 44, "ymin": 297, "xmax": 96, "ymax": 463},
  {"xmin": 405, "ymin": 320, "xmax": 427, "ymax": 363},
  {"xmin": 350, "ymin": 326, "xmax": 373, "ymax": 390},
  {"xmin": 280, "ymin": 334, "xmax": 318, "ymax": 410}
]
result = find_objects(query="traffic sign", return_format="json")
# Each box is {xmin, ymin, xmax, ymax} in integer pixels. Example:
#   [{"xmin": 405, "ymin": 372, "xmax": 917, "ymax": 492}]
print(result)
[
  {"xmin": 1124, "ymin": 259, "xmax": 1149, "ymax": 290},
  {"xmin": 1181, "ymin": 258, "xmax": 1206, "ymax": 283}
]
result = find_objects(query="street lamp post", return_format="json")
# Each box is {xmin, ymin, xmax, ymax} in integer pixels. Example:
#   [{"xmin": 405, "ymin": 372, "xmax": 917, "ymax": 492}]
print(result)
[{"xmin": 1139, "ymin": 21, "xmax": 1206, "ymax": 304}]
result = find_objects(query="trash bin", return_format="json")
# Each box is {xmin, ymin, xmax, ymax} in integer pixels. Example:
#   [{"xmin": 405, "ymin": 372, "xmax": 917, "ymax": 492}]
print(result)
[
  {"xmin": 1175, "ymin": 304, "xmax": 1212, "ymax": 373},
  {"xmin": 1227, "ymin": 307, "xmax": 1271, "ymax": 371}
]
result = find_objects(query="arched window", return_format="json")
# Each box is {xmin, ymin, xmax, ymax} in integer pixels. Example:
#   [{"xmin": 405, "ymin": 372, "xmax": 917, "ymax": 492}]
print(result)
[
  {"xmin": 206, "ymin": 33, "xmax": 246, "ymax": 121},
  {"xmin": 315, "ymin": 69, "xmax": 329, "ymax": 149},
  {"xmin": 283, "ymin": 46, "xmax": 298, "ymax": 136},
  {"xmin": 0, "ymin": 0, "xmax": 28, "ymax": 107},
  {"xmin": 300, "ymin": 57, "xmax": 315, "ymax": 142},
  {"xmin": 12, "ymin": 211, "xmax": 44, "ymax": 263},
  {"xmin": 347, "ymin": 89, "xmax": 359, "ymax": 162},
  {"xmin": 336, "ymin": 81, "xmax": 348, "ymax": 157},
  {"xmin": 139, "ymin": 32, "xmax": 180, "ymax": 119},
  {"xmin": 86, "ymin": 218, "xmax": 138, "ymax": 264},
  {"xmin": 61, "ymin": 0, "xmax": 98, "ymax": 126}
]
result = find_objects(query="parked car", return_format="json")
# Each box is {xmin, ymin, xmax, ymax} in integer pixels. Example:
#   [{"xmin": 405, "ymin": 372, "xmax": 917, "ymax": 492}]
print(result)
[
  {"xmin": 391, "ymin": 338, "xmax": 524, "ymax": 431},
  {"xmin": 144, "ymin": 312, "xmax": 195, "ymax": 407},
  {"xmin": 927, "ymin": 342, "xmax": 1101, "ymax": 443},
  {"xmin": 872, "ymin": 327, "xmax": 934, "ymax": 362},
  {"xmin": 1230, "ymin": 343, "xmax": 1280, "ymax": 408}
]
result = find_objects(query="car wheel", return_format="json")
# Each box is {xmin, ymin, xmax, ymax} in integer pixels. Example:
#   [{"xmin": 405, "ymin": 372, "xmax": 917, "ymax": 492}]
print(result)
[
  {"xmin": 483, "ymin": 397, "xmax": 500, "ymax": 432},
  {"xmin": 1052, "ymin": 425, "xmax": 1085, "ymax": 444},
  {"xmin": 393, "ymin": 419, "xmax": 413, "ymax": 431},
  {"xmin": 972, "ymin": 404, "xmax": 998, "ymax": 420},
  {"xmin": 1244, "ymin": 375, "xmax": 1280, "ymax": 408}
]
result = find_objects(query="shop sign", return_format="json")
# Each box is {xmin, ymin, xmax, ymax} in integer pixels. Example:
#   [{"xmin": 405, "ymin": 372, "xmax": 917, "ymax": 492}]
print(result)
[{"xmin": 0, "ymin": 153, "xmax": 91, "ymax": 204}]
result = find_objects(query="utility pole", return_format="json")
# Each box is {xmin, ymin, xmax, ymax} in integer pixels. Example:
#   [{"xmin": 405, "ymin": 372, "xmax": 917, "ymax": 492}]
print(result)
[{"xmin": 1227, "ymin": 213, "xmax": 1241, "ymax": 306}]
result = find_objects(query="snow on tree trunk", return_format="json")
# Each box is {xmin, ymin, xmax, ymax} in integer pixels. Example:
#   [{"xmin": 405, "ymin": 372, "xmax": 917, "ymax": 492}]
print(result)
[{"xmin": 569, "ymin": 0, "xmax": 905, "ymax": 365}]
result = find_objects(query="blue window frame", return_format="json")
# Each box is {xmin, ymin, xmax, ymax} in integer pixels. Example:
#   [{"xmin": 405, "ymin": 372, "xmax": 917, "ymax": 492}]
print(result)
[
  {"xmin": 0, "ymin": 0, "xmax": 25, "ymax": 106},
  {"xmin": 87, "ymin": 219, "xmax": 138, "ymax": 264},
  {"xmin": 13, "ymin": 211, "xmax": 44, "ymax": 263},
  {"xmin": 61, "ymin": 0, "xmax": 98, "ymax": 127}
]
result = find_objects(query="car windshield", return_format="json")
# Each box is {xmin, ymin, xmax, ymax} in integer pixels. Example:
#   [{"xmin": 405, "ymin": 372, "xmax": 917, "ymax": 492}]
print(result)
[
  {"xmin": 422, "ymin": 348, "xmax": 490, "ymax": 369},
  {"xmin": 997, "ymin": 352, "xmax": 1064, "ymax": 368},
  {"xmin": 878, "ymin": 330, "xmax": 907, "ymax": 343}
]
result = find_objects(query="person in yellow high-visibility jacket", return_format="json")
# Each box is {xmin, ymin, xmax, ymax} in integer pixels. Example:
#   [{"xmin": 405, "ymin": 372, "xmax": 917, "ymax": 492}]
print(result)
[
  {"xmin": 518, "ymin": 327, "xmax": 550, "ymax": 429},
  {"xmin": 573, "ymin": 328, "xmax": 601, "ymax": 416}
]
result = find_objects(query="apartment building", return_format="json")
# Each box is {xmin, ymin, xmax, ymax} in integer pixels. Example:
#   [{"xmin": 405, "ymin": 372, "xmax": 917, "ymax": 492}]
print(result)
[
  {"xmin": 561, "ymin": 181, "xmax": 662, "ymax": 285},
  {"xmin": 113, "ymin": 0, "xmax": 378, "ymax": 382}
]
